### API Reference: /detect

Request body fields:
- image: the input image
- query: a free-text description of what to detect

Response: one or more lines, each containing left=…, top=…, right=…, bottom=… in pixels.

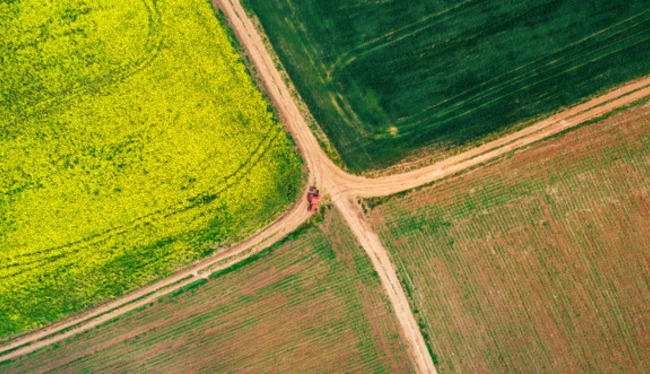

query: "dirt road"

left=211, top=1, right=650, bottom=372
left=2, top=0, right=649, bottom=370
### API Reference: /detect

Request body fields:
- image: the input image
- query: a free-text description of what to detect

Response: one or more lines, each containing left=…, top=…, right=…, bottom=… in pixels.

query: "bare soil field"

left=366, top=104, right=650, bottom=373
left=0, top=208, right=414, bottom=373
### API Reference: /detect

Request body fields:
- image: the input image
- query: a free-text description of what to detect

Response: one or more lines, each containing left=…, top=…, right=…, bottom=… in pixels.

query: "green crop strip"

left=0, top=0, right=302, bottom=338
left=241, top=0, right=650, bottom=171
left=1, top=208, right=415, bottom=372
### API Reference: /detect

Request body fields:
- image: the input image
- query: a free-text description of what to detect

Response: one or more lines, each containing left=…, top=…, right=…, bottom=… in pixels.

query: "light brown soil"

left=368, top=106, right=650, bottom=372
left=2, top=0, right=649, bottom=371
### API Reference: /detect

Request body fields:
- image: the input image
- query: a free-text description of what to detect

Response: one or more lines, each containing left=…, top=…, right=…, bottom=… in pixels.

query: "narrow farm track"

left=2, top=0, right=650, bottom=369
left=210, top=1, right=650, bottom=372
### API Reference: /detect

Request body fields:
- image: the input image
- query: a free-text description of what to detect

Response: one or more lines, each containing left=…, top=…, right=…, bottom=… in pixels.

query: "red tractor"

left=308, top=187, right=320, bottom=213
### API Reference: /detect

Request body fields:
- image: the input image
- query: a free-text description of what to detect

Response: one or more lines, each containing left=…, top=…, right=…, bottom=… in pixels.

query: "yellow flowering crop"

left=0, top=0, right=302, bottom=337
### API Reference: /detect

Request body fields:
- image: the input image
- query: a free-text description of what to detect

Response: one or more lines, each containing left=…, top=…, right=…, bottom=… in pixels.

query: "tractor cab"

left=308, top=187, right=320, bottom=213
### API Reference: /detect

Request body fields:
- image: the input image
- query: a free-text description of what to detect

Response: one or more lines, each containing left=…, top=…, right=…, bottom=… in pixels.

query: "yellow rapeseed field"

left=0, top=0, right=302, bottom=337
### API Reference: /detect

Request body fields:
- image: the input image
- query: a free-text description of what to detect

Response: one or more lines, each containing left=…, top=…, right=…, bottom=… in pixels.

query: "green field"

left=0, top=0, right=301, bottom=338
left=0, top=208, right=414, bottom=373
left=242, top=0, right=650, bottom=171
left=365, top=104, right=650, bottom=372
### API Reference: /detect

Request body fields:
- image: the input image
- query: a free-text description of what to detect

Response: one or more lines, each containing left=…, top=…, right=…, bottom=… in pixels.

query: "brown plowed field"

left=0, top=208, right=413, bottom=373
left=366, top=104, right=650, bottom=373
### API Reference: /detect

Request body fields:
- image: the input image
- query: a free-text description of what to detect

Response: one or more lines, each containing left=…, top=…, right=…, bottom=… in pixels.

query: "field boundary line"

left=348, top=77, right=650, bottom=198
left=422, top=81, right=650, bottom=174
left=334, top=196, right=438, bottom=373
left=0, top=181, right=312, bottom=362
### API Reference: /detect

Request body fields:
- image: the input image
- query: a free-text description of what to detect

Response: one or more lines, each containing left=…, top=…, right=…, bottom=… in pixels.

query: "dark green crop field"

left=242, top=0, right=650, bottom=171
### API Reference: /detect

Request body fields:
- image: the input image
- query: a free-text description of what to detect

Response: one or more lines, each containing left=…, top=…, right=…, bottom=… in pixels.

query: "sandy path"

left=346, top=78, right=650, bottom=197
left=1, top=0, right=649, bottom=370
left=0, top=186, right=312, bottom=362
left=210, top=1, right=650, bottom=372
left=335, top=196, right=438, bottom=373
left=210, top=1, right=438, bottom=371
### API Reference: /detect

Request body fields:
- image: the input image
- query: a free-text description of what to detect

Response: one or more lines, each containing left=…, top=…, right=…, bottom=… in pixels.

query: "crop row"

left=1, top=208, right=413, bottom=373
left=367, top=104, right=650, bottom=372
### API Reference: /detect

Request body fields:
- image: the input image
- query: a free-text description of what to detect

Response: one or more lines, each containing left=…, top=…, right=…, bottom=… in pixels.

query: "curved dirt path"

left=0, top=186, right=313, bottom=363
left=2, top=0, right=649, bottom=370
left=211, top=1, right=650, bottom=372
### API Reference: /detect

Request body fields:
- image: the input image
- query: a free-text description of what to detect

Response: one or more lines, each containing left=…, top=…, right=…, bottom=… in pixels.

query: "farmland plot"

left=0, top=208, right=414, bottom=373
left=365, top=104, right=650, bottom=372
left=241, top=0, right=650, bottom=171
left=0, top=0, right=301, bottom=338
